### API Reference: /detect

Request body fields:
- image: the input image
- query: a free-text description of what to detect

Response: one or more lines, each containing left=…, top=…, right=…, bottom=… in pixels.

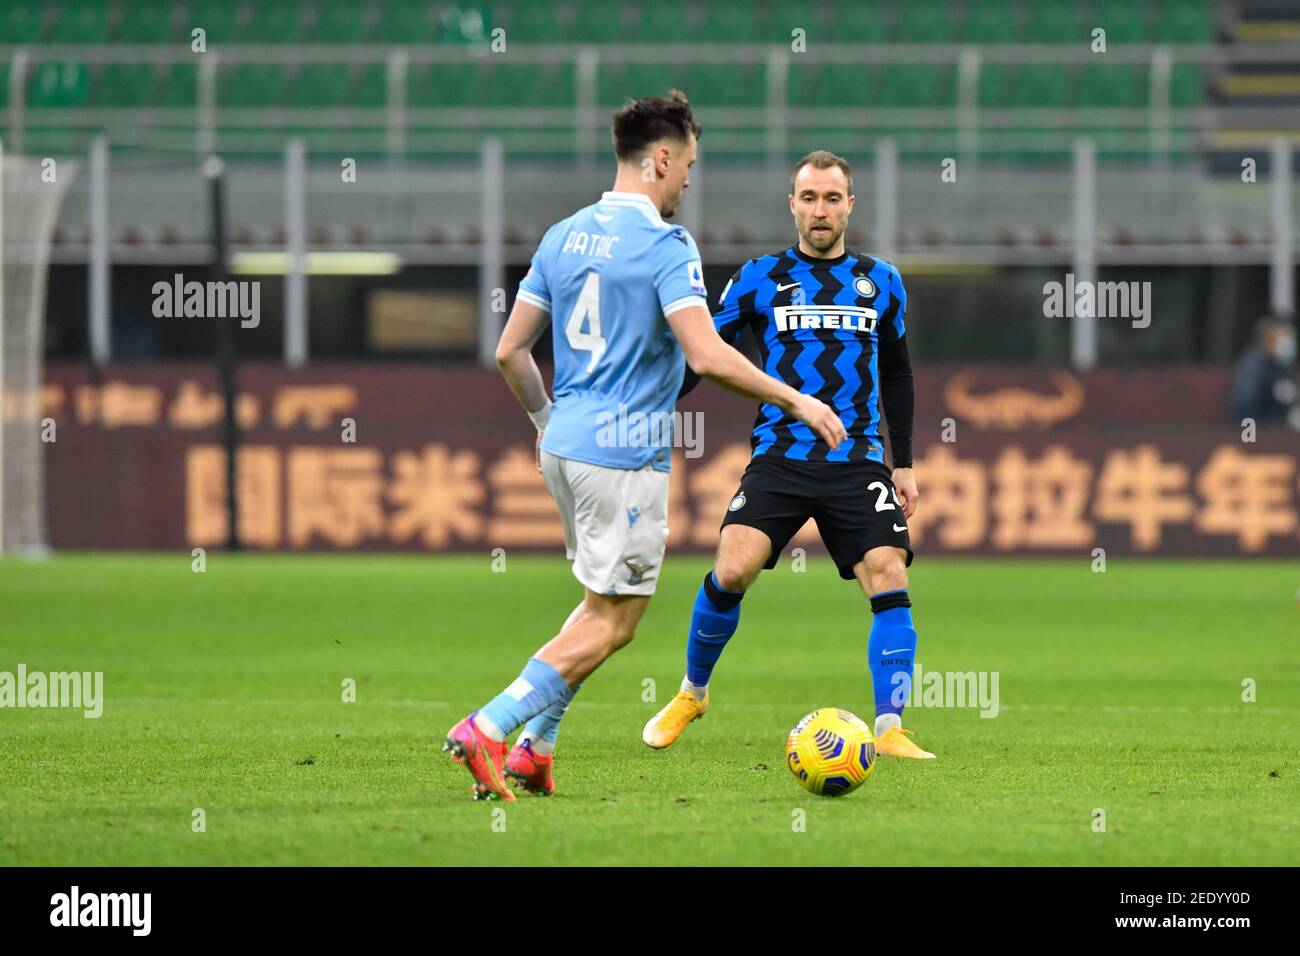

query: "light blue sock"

left=479, top=657, right=570, bottom=739
left=521, top=682, right=583, bottom=746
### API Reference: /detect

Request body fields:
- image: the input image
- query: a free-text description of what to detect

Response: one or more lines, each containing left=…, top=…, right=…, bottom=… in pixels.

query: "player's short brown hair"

left=791, top=150, right=853, bottom=196
left=611, top=90, right=701, bottom=162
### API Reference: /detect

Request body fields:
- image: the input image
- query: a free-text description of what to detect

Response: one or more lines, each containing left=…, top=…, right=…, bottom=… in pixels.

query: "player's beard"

left=661, top=187, right=683, bottom=218
left=801, top=218, right=844, bottom=253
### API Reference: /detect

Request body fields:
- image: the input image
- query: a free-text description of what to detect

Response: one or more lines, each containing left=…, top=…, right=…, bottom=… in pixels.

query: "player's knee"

left=608, top=621, right=638, bottom=652
left=713, top=559, right=759, bottom=593
left=866, top=550, right=908, bottom=594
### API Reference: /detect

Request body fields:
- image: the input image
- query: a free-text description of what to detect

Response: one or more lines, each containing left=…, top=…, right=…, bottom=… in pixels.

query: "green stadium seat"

left=1024, top=4, right=1081, bottom=43
left=811, top=64, right=874, bottom=106
left=961, top=0, right=1015, bottom=43
left=27, top=62, right=90, bottom=108
left=895, top=1, right=955, bottom=43
left=1157, top=0, right=1213, bottom=43
left=407, top=63, right=477, bottom=108
left=49, top=2, right=109, bottom=44
left=596, top=63, right=624, bottom=106
left=312, top=2, right=367, bottom=43
left=292, top=64, right=351, bottom=107
left=159, top=63, right=198, bottom=107
left=0, top=1, right=44, bottom=43
left=687, top=63, right=752, bottom=107
left=1009, top=64, right=1069, bottom=107
left=503, top=2, right=558, bottom=42
left=220, top=64, right=288, bottom=107
left=545, top=62, right=576, bottom=106
left=1078, top=63, right=1143, bottom=107
left=93, top=63, right=157, bottom=107
left=188, top=0, right=242, bottom=45
left=882, top=63, right=955, bottom=107
left=0, top=67, right=9, bottom=107
left=1170, top=63, right=1204, bottom=106
left=244, top=1, right=302, bottom=44
left=620, top=63, right=685, bottom=102
left=437, top=4, right=492, bottom=44
left=786, top=62, right=817, bottom=107
left=493, top=62, right=574, bottom=107
left=978, top=63, right=1015, bottom=106
left=357, top=63, right=387, bottom=107
left=838, top=1, right=886, bottom=42
left=632, top=0, right=691, bottom=43
left=699, top=1, right=756, bottom=42
left=770, top=1, right=819, bottom=43
left=1093, top=0, right=1149, bottom=43
left=377, top=2, right=435, bottom=43
left=568, top=1, right=625, bottom=43
left=484, top=63, right=539, bottom=106
left=788, top=63, right=874, bottom=106
left=115, top=0, right=177, bottom=43
left=405, top=63, right=435, bottom=107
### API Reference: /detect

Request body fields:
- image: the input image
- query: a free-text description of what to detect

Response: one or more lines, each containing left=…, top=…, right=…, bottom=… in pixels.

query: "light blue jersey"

left=518, top=191, right=708, bottom=473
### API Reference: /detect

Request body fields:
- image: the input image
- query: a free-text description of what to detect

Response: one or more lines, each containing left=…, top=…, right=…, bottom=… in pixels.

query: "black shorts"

left=719, top=455, right=914, bottom=580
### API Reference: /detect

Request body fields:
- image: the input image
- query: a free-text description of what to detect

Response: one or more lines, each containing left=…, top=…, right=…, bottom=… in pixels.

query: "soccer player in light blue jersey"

left=444, top=91, right=846, bottom=800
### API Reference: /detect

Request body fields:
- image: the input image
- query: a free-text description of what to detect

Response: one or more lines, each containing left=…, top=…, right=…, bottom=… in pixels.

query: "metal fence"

left=5, top=42, right=1299, bottom=371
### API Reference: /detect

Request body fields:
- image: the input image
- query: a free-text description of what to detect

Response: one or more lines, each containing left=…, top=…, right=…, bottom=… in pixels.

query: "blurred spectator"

left=1230, top=316, right=1296, bottom=426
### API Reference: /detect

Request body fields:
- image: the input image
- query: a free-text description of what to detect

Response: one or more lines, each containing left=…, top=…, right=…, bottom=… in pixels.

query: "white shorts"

left=540, top=450, right=670, bottom=596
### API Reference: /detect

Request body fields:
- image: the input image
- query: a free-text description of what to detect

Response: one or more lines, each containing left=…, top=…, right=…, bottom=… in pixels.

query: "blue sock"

left=868, top=590, right=918, bottom=720
left=521, top=682, right=583, bottom=746
left=479, top=657, right=570, bottom=739
left=685, top=571, right=745, bottom=687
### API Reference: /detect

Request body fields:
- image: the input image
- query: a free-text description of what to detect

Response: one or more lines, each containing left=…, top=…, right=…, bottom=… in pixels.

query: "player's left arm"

left=878, top=267, right=917, bottom=518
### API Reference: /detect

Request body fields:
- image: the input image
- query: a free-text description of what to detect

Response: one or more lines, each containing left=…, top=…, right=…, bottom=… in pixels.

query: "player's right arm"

left=653, top=233, right=845, bottom=449
left=495, top=296, right=551, bottom=417
left=497, top=240, right=559, bottom=469
left=667, top=303, right=847, bottom=450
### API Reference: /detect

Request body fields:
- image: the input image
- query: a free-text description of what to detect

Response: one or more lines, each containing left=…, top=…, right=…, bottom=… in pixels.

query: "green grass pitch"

left=1, top=553, right=1297, bottom=866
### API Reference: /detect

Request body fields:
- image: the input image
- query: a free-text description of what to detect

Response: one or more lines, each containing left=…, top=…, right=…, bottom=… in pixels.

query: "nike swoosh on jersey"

left=775, top=281, right=800, bottom=291
left=893, top=524, right=907, bottom=532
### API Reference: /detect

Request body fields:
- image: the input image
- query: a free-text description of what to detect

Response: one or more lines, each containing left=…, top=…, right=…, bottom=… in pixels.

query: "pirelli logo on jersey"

left=772, top=304, right=879, bottom=334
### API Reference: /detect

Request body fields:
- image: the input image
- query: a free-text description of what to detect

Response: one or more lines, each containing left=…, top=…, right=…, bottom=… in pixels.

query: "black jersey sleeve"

left=876, top=267, right=913, bottom=468
left=678, top=261, right=754, bottom=399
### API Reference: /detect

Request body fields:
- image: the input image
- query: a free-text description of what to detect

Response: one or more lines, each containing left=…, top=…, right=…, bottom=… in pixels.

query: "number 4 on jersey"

left=564, top=272, right=607, bottom=373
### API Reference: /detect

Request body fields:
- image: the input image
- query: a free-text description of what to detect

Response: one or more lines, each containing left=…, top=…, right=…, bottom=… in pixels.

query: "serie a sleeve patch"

left=686, top=259, right=707, bottom=296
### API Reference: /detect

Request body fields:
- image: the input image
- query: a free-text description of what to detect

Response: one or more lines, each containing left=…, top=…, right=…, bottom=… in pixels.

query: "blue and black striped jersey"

left=687, top=245, right=912, bottom=466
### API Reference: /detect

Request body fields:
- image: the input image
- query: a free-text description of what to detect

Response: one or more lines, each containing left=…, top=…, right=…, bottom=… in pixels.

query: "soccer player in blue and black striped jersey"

left=643, top=150, right=935, bottom=760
